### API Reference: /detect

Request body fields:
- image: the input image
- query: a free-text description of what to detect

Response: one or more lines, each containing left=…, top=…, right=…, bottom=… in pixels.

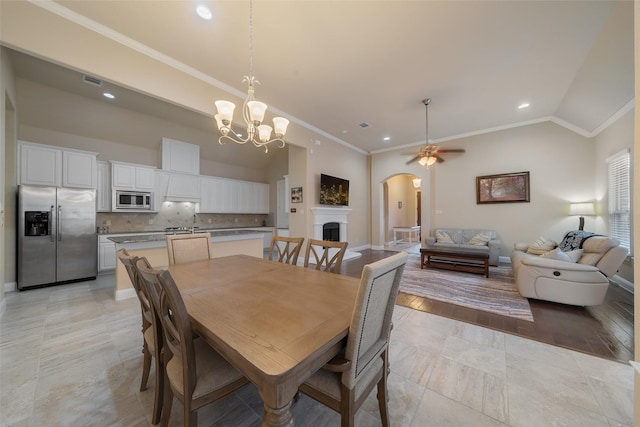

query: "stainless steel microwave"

left=113, top=190, right=153, bottom=210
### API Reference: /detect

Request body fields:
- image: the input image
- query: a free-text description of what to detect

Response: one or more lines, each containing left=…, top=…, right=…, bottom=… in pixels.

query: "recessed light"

left=518, top=102, right=530, bottom=109
left=383, top=137, right=391, bottom=141
left=103, top=92, right=115, bottom=99
left=196, top=5, right=212, bottom=20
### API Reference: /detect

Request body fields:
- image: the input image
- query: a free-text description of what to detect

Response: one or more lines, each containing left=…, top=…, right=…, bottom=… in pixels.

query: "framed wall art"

left=476, top=171, right=530, bottom=204
left=291, top=187, right=303, bottom=203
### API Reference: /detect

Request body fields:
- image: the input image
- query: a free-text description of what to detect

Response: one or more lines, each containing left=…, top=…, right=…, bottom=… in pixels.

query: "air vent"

left=82, top=75, right=103, bottom=87
left=359, top=122, right=371, bottom=128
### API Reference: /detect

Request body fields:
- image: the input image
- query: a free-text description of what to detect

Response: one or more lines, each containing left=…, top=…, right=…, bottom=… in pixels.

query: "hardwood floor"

left=341, top=249, right=635, bottom=363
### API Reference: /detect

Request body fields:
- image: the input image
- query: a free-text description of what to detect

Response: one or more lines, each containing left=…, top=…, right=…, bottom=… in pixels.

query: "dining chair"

left=136, top=257, right=249, bottom=427
left=116, top=249, right=163, bottom=425
left=298, top=251, right=408, bottom=427
left=269, top=235, right=304, bottom=265
left=303, top=239, right=349, bottom=274
left=166, top=232, right=212, bottom=265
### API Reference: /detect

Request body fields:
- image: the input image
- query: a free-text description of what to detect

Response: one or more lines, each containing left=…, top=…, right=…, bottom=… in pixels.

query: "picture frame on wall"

left=291, top=187, right=303, bottom=203
left=476, top=171, right=530, bottom=204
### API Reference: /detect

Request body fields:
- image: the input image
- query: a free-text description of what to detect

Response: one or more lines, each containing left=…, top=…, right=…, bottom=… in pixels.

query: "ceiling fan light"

left=426, top=156, right=438, bottom=166
left=418, top=157, right=428, bottom=166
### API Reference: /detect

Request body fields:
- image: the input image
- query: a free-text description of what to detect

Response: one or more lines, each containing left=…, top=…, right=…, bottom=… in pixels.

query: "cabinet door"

left=199, top=176, right=217, bottom=212
left=112, top=163, right=135, bottom=189
left=98, top=241, right=116, bottom=271
left=19, top=143, right=62, bottom=186
left=257, top=183, right=270, bottom=214
left=63, top=151, right=96, bottom=189
left=135, top=167, right=155, bottom=190
left=96, top=161, right=111, bottom=212
left=161, top=138, right=200, bottom=175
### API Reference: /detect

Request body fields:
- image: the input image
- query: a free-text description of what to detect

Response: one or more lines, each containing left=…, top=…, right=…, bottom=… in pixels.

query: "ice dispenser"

left=25, top=211, right=50, bottom=236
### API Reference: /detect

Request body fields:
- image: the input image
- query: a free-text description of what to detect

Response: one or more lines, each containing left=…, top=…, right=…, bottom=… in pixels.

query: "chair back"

left=137, top=258, right=198, bottom=397
left=116, top=249, right=153, bottom=328
left=303, top=239, right=348, bottom=274
left=269, top=235, right=304, bottom=265
left=342, top=251, right=407, bottom=388
left=166, top=232, right=212, bottom=265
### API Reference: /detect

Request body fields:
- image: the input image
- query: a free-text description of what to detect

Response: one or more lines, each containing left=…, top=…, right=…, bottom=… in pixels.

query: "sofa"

left=423, top=228, right=501, bottom=266
left=511, top=231, right=627, bottom=306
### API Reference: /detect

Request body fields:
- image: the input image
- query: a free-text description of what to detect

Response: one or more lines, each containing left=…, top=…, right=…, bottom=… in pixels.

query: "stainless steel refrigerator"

left=18, top=185, right=97, bottom=290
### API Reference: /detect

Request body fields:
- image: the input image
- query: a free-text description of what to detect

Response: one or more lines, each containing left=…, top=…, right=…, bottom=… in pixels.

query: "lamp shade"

left=412, top=178, right=422, bottom=188
left=568, top=203, right=595, bottom=216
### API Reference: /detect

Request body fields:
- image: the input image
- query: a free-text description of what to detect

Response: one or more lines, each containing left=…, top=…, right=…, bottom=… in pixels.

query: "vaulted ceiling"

left=3, top=1, right=635, bottom=155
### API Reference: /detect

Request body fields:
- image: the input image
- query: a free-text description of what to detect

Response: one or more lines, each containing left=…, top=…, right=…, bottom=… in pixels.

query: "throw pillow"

left=565, top=249, right=584, bottom=263
left=539, top=247, right=572, bottom=262
left=526, top=236, right=557, bottom=255
left=435, top=230, right=454, bottom=244
left=468, top=233, right=491, bottom=246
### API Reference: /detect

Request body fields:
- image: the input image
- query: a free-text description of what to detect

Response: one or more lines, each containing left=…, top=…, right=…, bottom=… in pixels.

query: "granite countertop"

left=108, top=229, right=264, bottom=244
left=101, top=226, right=274, bottom=237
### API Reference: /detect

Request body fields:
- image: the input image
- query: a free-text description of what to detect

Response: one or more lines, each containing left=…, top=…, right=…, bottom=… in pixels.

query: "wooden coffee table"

left=420, top=247, right=490, bottom=277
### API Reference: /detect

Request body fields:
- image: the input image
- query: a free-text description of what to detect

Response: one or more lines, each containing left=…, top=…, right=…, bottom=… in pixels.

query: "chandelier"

left=214, top=0, right=289, bottom=153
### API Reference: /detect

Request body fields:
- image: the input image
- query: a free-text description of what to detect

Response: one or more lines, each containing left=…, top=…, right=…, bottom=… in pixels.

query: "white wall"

left=372, top=121, right=598, bottom=256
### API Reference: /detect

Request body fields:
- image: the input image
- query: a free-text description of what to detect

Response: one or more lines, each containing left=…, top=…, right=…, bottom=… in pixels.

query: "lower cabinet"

left=98, top=235, right=117, bottom=272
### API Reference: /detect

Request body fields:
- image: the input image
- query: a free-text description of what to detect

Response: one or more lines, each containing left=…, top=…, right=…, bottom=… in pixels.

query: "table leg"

left=262, top=401, right=294, bottom=427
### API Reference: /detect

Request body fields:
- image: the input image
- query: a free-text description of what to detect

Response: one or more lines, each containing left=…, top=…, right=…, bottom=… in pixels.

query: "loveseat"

left=423, top=228, right=501, bottom=266
left=511, top=231, right=627, bottom=306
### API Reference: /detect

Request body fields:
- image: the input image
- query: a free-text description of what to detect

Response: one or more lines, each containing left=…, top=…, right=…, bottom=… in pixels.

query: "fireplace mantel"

left=311, top=207, right=352, bottom=241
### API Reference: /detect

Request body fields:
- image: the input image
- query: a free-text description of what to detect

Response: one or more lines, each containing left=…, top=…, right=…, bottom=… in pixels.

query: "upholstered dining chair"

left=303, top=239, right=349, bottom=274
left=166, top=232, right=212, bottom=265
left=298, top=251, right=408, bottom=427
left=269, top=235, right=304, bottom=265
left=136, top=258, right=249, bottom=427
left=116, top=249, right=163, bottom=425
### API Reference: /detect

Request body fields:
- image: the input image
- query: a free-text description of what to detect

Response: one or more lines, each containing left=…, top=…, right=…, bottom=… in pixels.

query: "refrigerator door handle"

left=50, top=205, right=55, bottom=242
left=57, top=205, right=62, bottom=242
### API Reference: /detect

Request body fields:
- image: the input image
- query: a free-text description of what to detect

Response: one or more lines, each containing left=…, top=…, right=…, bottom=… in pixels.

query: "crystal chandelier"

left=214, top=0, right=289, bottom=153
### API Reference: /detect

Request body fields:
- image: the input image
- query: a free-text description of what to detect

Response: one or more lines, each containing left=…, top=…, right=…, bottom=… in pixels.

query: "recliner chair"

left=511, top=233, right=627, bottom=306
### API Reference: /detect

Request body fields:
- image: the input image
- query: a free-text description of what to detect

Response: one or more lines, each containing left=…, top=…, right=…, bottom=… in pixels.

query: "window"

left=607, top=150, right=631, bottom=253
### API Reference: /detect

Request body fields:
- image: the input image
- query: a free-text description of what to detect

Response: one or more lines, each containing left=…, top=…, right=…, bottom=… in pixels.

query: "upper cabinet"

left=161, top=137, right=200, bottom=175
left=200, top=176, right=269, bottom=214
left=96, top=161, right=111, bottom=212
left=111, top=161, right=155, bottom=191
left=18, top=141, right=97, bottom=189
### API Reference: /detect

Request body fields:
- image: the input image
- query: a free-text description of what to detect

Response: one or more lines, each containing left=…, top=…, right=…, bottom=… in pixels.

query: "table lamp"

left=568, top=202, right=595, bottom=231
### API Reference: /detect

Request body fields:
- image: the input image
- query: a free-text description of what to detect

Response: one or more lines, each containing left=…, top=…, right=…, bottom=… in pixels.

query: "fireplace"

left=323, top=222, right=340, bottom=241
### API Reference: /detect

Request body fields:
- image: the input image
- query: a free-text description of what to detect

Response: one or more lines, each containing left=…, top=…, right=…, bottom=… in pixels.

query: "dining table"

left=167, top=254, right=361, bottom=427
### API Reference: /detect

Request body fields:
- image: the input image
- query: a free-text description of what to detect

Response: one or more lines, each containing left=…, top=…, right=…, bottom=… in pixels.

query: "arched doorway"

left=382, top=173, right=422, bottom=247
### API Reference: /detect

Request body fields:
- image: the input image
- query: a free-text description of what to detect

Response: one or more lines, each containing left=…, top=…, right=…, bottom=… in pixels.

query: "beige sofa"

left=511, top=233, right=627, bottom=306
left=423, top=228, right=501, bottom=266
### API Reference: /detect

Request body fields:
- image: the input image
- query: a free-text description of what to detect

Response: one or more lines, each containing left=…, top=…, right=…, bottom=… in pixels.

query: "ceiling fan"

left=405, top=99, right=465, bottom=166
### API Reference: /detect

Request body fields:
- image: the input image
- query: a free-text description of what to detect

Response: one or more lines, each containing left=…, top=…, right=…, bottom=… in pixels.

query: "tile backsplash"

left=97, top=202, right=270, bottom=233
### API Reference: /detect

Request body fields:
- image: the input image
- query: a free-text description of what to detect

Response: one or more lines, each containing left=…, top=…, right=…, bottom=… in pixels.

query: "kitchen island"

left=110, top=230, right=264, bottom=300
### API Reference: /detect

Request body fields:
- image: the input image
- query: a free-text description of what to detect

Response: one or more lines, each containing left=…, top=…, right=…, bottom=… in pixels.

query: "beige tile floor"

left=0, top=273, right=634, bottom=426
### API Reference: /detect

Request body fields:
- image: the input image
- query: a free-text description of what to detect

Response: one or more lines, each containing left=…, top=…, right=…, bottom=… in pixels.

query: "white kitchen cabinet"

left=96, top=161, right=111, bottom=212
left=111, top=161, right=155, bottom=191
left=18, top=141, right=97, bottom=189
left=199, top=177, right=269, bottom=214
left=161, top=137, right=200, bottom=175
left=98, top=237, right=117, bottom=272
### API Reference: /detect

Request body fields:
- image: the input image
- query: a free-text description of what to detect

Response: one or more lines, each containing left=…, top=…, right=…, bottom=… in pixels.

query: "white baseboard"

left=0, top=298, right=5, bottom=320
left=371, top=245, right=385, bottom=250
left=115, top=288, right=136, bottom=301
left=4, top=282, right=17, bottom=293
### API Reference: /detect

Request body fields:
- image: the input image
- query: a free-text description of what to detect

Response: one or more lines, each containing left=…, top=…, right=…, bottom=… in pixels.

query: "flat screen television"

left=319, top=174, right=349, bottom=206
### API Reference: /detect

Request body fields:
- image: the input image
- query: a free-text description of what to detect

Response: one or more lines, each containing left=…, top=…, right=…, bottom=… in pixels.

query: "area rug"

left=400, top=254, right=534, bottom=322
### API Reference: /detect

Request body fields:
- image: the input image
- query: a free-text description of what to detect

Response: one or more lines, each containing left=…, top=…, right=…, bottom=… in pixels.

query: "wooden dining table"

left=167, top=254, right=361, bottom=427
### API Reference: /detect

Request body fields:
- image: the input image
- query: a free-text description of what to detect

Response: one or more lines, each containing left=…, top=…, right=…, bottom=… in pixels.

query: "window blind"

left=607, top=150, right=631, bottom=253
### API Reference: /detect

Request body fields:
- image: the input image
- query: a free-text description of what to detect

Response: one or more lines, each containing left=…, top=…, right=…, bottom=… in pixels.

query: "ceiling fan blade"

left=437, top=148, right=466, bottom=153
left=406, top=155, right=421, bottom=165
left=435, top=155, right=445, bottom=163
